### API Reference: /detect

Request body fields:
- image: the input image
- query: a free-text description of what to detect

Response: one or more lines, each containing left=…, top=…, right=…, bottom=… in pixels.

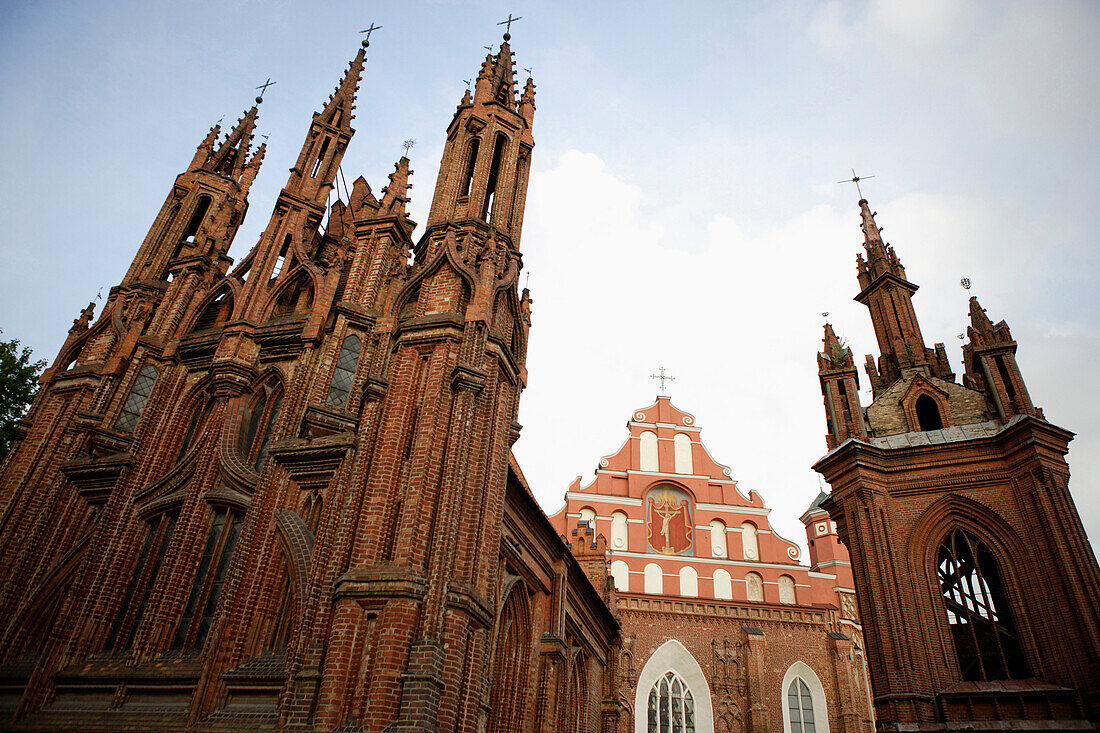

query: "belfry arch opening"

left=916, top=394, right=943, bottom=431
left=482, top=133, right=508, bottom=222
left=459, top=138, right=479, bottom=198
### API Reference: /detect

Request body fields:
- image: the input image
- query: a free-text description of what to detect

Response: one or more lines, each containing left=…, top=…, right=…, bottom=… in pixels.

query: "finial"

left=960, top=277, right=972, bottom=292
left=497, top=12, right=523, bottom=40
left=463, top=78, right=472, bottom=88
left=484, top=45, right=493, bottom=52
left=838, top=168, right=875, bottom=199
left=822, top=311, right=829, bottom=320
left=360, top=22, right=382, bottom=48
left=524, top=66, right=533, bottom=76
left=255, top=78, right=276, bottom=104
left=402, top=139, right=416, bottom=156
left=650, top=366, right=675, bottom=393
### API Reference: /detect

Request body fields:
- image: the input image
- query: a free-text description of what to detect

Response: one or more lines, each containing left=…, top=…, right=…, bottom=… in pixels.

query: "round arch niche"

left=634, top=639, right=714, bottom=733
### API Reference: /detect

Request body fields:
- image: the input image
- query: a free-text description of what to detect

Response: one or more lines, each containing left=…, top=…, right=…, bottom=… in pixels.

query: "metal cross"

left=402, top=139, right=416, bottom=155
left=255, top=78, right=277, bottom=99
left=360, top=23, right=382, bottom=42
left=838, top=168, right=875, bottom=199
left=650, top=367, right=675, bottom=392
left=497, top=13, right=523, bottom=34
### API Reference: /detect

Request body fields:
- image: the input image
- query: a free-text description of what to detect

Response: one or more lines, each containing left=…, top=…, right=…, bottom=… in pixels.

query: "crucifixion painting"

left=647, top=487, right=693, bottom=555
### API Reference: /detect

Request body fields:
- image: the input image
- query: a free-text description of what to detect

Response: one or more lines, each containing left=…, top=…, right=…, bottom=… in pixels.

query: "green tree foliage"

left=0, top=332, right=46, bottom=462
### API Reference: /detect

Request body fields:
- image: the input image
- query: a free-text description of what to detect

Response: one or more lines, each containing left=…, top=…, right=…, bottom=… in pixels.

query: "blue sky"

left=2, top=1, right=1098, bottom=554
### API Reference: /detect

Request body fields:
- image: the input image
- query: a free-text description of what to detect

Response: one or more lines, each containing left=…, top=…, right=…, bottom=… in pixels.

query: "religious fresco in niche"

left=647, top=486, right=694, bottom=555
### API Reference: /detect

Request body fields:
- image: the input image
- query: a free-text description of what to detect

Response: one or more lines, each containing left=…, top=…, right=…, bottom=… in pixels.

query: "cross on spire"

left=838, top=168, right=875, bottom=199
left=360, top=23, right=382, bottom=44
left=650, top=367, right=675, bottom=393
left=254, top=78, right=276, bottom=104
left=497, top=13, right=523, bottom=38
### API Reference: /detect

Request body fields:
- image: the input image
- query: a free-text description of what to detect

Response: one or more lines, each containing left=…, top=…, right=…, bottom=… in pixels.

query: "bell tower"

left=814, top=197, right=1100, bottom=731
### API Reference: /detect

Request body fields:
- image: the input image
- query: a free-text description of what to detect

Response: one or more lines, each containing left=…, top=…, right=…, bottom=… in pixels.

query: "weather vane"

left=255, top=78, right=276, bottom=103
left=838, top=168, right=875, bottom=199
left=359, top=23, right=382, bottom=46
left=960, top=277, right=972, bottom=292
left=463, top=78, right=472, bottom=89
left=524, top=66, right=533, bottom=76
left=822, top=311, right=829, bottom=319
left=402, top=139, right=416, bottom=155
left=650, top=367, right=675, bottom=393
left=497, top=13, right=523, bottom=39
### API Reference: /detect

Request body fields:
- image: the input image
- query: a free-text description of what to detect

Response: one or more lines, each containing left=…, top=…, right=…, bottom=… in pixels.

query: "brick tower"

left=0, top=31, right=622, bottom=732
left=813, top=198, right=1100, bottom=731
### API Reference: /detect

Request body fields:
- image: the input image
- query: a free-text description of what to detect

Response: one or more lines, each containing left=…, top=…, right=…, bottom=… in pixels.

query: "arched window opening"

left=709, top=519, right=727, bottom=558
left=610, top=511, right=629, bottom=550
left=916, top=394, right=944, bottom=431
left=114, top=364, right=158, bottom=433
left=310, top=136, right=331, bottom=178
left=191, top=289, right=233, bottom=333
left=565, top=652, right=589, bottom=733
left=481, top=134, right=508, bottom=222
left=673, top=433, right=693, bottom=474
left=489, top=585, right=531, bottom=730
left=787, top=678, right=817, bottom=733
left=647, top=671, right=696, bottom=733
left=578, top=507, right=596, bottom=527
left=175, top=401, right=207, bottom=463
left=779, top=574, right=797, bottom=604
left=172, top=506, right=244, bottom=651
left=741, top=521, right=759, bottom=561
left=398, top=282, right=420, bottom=322
left=107, top=511, right=178, bottom=652
left=713, top=569, right=733, bottom=600
left=459, top=138, right=479, bottom=198
left=639, top=431, right=659, bottom=472
left=263, top=560, right=294, bottom=655
left=272, top=234, right=292, bottom=280
left=995, top=355, right=1018, bottom=406
left=745, top=571, right=764, bottom=602
left=326, top=335, right=362, bottom=409
left=272, top=274, right=313, bottom=317
left=241, top=387, right=283, bottom=473
left=611, top=560, right=629, bottom=591
left=644, top=563, right=663, bottom=594
left=938, top=528, right=1027, bottom=680
left=180, top=196, right=212, bottom=248
left=679, top=566, right=698, bottom=597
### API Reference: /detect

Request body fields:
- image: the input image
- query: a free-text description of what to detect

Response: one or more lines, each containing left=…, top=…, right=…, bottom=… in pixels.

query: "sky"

left=1, top=1, right=1098, bottom=558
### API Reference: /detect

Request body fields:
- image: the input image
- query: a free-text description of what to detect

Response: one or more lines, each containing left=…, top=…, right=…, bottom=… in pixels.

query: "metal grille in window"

left=647, top=671, right=695, bottom=733
left=114, top=365, right=158, bottom=433
left=788, top=678, right=816, bottom=733
left=937, top=528, right=1027, bottom=680
left=326, top=335, right=361, bottom=408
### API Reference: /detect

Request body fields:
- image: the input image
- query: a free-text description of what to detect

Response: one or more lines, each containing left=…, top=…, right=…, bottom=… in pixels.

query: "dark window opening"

left=272, top=234, right=292, bottom=280
left=272, top=275, right=314, bottom=317
left=263, top=566, right=294, bottom=654
left=938, top=528, right=1027, bottom=680
left=176, top=403, right=206, bottom=463
left=311, top=137, right=331, bottom=178
left=994, top=356, right=1018, bottom=406
left=191, top=290, right=233, bottom=333
left=330, top=108, right=343, bottom=127
left=915, top=394, right=944, bottom=431
left=114, top=364, right=158, bottom=433
left=481, top=134, right=508, bottom=221
left=180, top=196, right=213, bottom=247
left=326, top=335, right=362, bottom=408
left=398, top=283, right=420, bottom=321
left=172, top=507, right=243, bottom=651
left=241, top=387, right=283, bottom=473
left=459, top=138, right=480, bottom=198
left=838, top=380, right=852, bottom=422
left=108, top=511, right=178, bottom=652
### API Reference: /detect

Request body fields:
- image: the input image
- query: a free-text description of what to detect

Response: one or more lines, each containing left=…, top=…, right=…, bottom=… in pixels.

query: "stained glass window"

left=647, top=671, right=695, bottom=733
left=114, top=364, right=158, bottom=433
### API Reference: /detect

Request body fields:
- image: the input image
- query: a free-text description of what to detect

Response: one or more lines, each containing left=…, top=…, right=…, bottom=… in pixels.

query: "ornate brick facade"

left=550, top=397, right=876, bottom=733
left=0, top=36, right=619, bottom=732
left=813, top=200, right=1100, bottom=730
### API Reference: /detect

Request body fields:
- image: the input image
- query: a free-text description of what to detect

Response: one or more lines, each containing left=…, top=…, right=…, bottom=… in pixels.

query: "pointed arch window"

left=459, top=138, right=480, bottom=198
left=241, top=385, right=283, bottom=473
left=107, top=510, right=178, bottom=652
left=916, top=394, right=944, bottom=431
left=115, top=364, right=158, bottom=433
left=172, top=506, right=244, bottom=651
left=180, top=195, right=212, bottom=247
left=326, top=335, right=362, bottom=408
left=787, top=678, right=816, bottom=733
left=175, top=400, right=207, bottom=463
left=489, top=583, right=532, bottom=730
left=310, top=136, right=331, bottom=178
left=937, top=528, right=1027, bottom=680
left=647, top=671, right=696, bottom=733
left=482, top=133, right=508, bottom=222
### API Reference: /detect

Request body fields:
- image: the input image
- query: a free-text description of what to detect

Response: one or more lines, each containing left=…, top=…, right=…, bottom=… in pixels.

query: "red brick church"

left=0, top=27, right=1097, bottom=733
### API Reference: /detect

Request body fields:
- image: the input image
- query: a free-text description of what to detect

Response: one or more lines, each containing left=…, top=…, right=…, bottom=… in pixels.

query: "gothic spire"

left=318, top=44, right=366, bottom=129
left=206, top=103, right=260, bottom=179
left=379, top=156, right=412, bottom=216
left=474, top=40, right=518, bottom=110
